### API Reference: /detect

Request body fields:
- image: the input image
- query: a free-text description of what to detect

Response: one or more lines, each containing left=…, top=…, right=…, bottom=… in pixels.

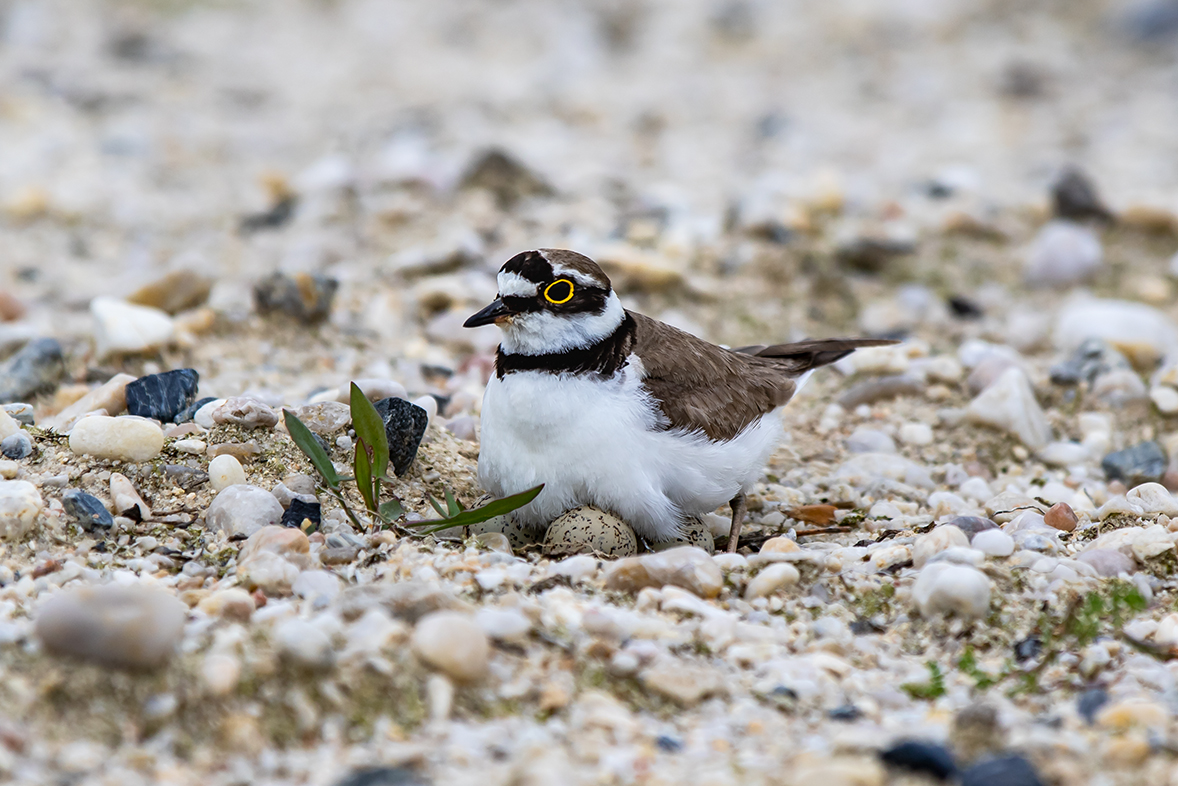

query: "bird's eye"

left=543, top=279, right=575, bottom=304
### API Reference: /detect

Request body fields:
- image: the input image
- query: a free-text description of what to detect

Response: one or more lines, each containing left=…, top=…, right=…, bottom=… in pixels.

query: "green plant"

left=284, top=382, right=542, bottom=534
left=901, top=662, right=946, bottom=700
left=957, top=646, right=1002, bottom=691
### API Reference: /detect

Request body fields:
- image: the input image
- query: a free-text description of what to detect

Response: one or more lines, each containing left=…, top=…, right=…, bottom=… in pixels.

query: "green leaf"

left=350, top=382, right=389, bottom=484
left=354, top=439, right=374, bottom=512
left=444, top=488, right=462, bottom=517
left=428, top=495, right=448, bottom=518
left=416, top=484, right=544, bottom=534
left=284, top=410, right=340, bottom=489
left=378, top=499, right=404, bottom=523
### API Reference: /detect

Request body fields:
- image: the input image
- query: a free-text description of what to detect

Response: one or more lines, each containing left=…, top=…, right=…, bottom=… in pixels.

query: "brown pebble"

left=785, top=504, right=837, bottom=526
left=1162, top=468, right=1178, bottom=493
left=1108, top=480, right=1128, bottom=496
left=320, top=546, right=360, bottom=565
left=0, top=291, right=27, bottom=322
left=251, top=589, right=268, bottom=608
left=32, top=559, right=62, bottom=578
left=207, top=442, right=262, bottom=461
left=1044, top=502, right=1078, bottom=532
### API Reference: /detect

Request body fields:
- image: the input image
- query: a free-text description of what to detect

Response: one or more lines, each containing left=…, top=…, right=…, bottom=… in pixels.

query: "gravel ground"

left=6, top=1, right=1178, bottom=784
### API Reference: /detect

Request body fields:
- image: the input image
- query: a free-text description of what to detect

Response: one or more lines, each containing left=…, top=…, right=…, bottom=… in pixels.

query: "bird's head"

left=464, top=249, right=625, bottom=355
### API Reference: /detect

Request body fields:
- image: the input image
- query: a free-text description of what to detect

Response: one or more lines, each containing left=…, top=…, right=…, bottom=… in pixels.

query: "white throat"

left=499, top=291, right=625, bottom=356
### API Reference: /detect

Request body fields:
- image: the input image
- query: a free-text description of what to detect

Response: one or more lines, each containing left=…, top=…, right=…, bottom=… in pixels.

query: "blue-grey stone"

left=373, top=397, right=428, bottom=477
left=1, top=431, right=32, bottom=459
left=62, top=490, right=114, bottom=531
left=1102, top=441, right=1167, bottom=486
left=961, top=754, right=1043, bottom=786
left=174, top=397, right=216, bottom=424
left=880, top=739, right=957, bottom=781
left=1078, top=687, right=1109, bottom=725
left=332, top=767, right=427, bottom=786
left=2, top=403, right=34, bottom=426
left=0, top=338, right=65, bottom=403
left=282, top=498, right=321, bottom=531
left=164, top=465, right=208, bottom=491
left=125, top=369, right=200, bottom=422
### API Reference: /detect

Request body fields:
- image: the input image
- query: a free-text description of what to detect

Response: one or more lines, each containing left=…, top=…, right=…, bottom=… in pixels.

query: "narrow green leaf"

left=284, top=410, right=340, bottom=489
left=378, top=499, right=404, bottom=523
left=350, top=382, right=389, bottom=484
left=428, top=495, right=448, bottom=517
left=444, top=488, right=461, bottom=517
left=354, top=439, right=375, bottom=512
left=416, top=484, right=544, bottom=534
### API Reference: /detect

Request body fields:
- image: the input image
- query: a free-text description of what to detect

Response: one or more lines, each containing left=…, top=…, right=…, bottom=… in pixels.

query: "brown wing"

left=631, top=312, right=897, bottom=441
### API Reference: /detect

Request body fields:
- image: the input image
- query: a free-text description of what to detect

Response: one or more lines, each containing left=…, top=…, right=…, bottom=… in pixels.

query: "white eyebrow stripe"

left=498, top=271, right=538, bottom=297
left=549, top=265, right=600, bottom=288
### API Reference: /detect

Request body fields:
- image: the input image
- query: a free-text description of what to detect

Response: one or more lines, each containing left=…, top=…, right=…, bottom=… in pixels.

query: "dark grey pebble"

left=960, top=754, right=1044, bottom=786
left=281, top=498, right=321, bottom=530
left=655, top=735, right=683, bottom=752
left=1, top=431, right=32, bottom=459
left=1049, top=339, right=1129, bottom=388
left=947, top=516, right=999, bottom=538
left=1077, top=687, right=1109, bottom=725
left=836, top=236, right=916, bottom=273
left=332, top=766, right=428, bottom=786
left=1052, top=167, right=1113, bottom=222
left=0, top=337, right=65, bottom=403
left=2, top=403, right=34, bottom=426
left=1102, top=441, right=1167, bottom=486
left=1014, top=635, right=1042, bottom=662
left=828, top=704, right=862, bottom=722
left=62, top=490, right=114, bottom=531
left=174, top=397, right=216, bottom=424
left=879, top=739, right=957, bottom=781
left=458, top=148, right=554, bottom=210
left=837, top=375, right=925, bottom=409
left=254, top=272, right=338, bottom=322
left=164, top=465, right=209, bottom=491
left=373, top=397, right=429, bottom=476
left=125, top=369, right=200, bottom=423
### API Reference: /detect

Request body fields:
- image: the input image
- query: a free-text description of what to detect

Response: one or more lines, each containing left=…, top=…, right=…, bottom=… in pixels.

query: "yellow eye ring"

left=543, top=279, right=575, bottom=304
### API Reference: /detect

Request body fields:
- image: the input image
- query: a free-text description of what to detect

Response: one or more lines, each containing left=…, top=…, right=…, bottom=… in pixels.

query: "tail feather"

left=734, top=338, right=899, bottom=376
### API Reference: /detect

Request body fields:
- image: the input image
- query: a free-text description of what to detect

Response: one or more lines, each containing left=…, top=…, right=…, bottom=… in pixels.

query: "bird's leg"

left=726, top=492, right=747, bottom=553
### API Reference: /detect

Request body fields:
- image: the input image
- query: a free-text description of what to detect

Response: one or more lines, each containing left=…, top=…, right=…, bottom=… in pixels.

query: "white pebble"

left=90, top=296, right=175, bottom=358
left=899, top=422, right=934, bottom=446
left=0, top=479, right=43, bottom=539
left=274, top=618, right=333, bottom=668
left=411, top=611, right=489, bottom=682
left=208, top=454, right=246, bottom=492
left=173, top=438, right=206, bottom=455
left=972, top=529, right=1014, bottom=557
left=475, top=607, right=532, bottom=641
left=411, top=395, right=438, bottom=424
left=912, top=562, right=992, bottom=619
left=744, top=563, right=800, bottom=599
left=1024, top=220, right=1102, bottom=287
left=966, top=367, right=1051, bottom=449
left=1151, top=385, right=1178, bottom=415
left=193, top=398, right=226, bottom=429
left=68, top=416, right=164, bottom=462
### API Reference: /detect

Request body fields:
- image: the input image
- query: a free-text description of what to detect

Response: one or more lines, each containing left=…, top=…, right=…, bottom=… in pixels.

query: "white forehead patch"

left=498, top=271, right=539, bottom=297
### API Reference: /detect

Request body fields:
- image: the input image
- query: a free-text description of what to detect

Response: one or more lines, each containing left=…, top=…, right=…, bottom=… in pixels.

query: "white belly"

left=477, top=363, right=783, bottom=541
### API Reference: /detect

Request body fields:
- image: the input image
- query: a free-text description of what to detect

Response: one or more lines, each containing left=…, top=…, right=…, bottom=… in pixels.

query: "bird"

left=463, top=248, right=897, bottom=552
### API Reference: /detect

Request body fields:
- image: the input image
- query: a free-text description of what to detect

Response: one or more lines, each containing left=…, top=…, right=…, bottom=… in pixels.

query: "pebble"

left=48, top=373, right=138, bottom=432
left=1049, top=338, right=1131, bottom=388
left=292, top=401, right=351, bottom=434
left=212, top=397, right=280, bottom=429
left=209, top=454, right=247, bottom=492
left=34, top=583, right=187, bottom=670
left=110, top=473, right=150, bottom=519
left=62, top=490, right=114, bottom=531
left=640, top=662, right=725, bottom=705
left=1054, top=297, right=1178, bottom=363
left=913, top=525, right=969, bottom=567
left=837, top=375, right=925, bottom=408
left=468, top=514, right=541, bottom=550
left=1053, top=167, right=1113, bottom=221
left=197, top=588, right=255, bottom=621
left=543, top=506, right=638, bottom=557
left=1043, top=502, right=1078, bottom=532
left=207, top=442, right=262, bottom=461
left=373, top=396, right=429, bottom=475
left=292, top=569, right=341, bottom=607
left=3, top=403, right=34, bottom=426
left=1, top=431, right=33, bottom=459
left=411, top=611, right=490, bottom=682
left=281, top=498, right=321, bottom=530
left=475, top=607, right=532, bottom=641
left=912, top=562, right=992, bottom=619
left=91, top=296, right=175, bottom=358
left=254, top=272, right=338, bottom=322
left=1078, top=687, right=1110, bottom=725
left=459, top=148, right=553, bottom=208
left=1024, top=220, right=1102, bottom=287
left=879, top=740, right=958, bottom=781
left=165, top=464, right=209, bottom=491
left=1127, top=481, right=1178, bottom=514
left=604, top=546, right=723, bottom=598
left=175, top=396, right=216, bottom=424
left=960, top=754, right=1044, bottom=786
left=971, top=529, right=1014, bottom=557
left=274, top=617, right=333, bottom=668
left=744, top=563, right=801, bottom=599
left=206, top=485, right=284, bottom=539
left=0, top=337, right=65, bottom=402
left=899, top=422, right=934, bottom=446
left=69, top=416, right=164, bottom=462
left=949, top=516, right=999, bottom=537
left=966, top=368, right=1051, bottom=449
left=0, top=407, right=18, bottom=441
left=173, top=438, right=206, bottom=455
left=847, top=428, right=896, bottom=453
left=1151, top=384, right=1178, bottom=414
left=124, top=369, right=200, bottom=422
left=127, top=270, right=213, bottom=314
left=1102, top=441, right=1167, bottom=486
left=0, top=479, right=43, bottom=539
left=334, top=768, right=428, bottom=786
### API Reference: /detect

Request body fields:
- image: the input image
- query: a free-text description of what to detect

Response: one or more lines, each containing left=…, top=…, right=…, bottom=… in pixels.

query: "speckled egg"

left=466, top=513, right=540, bottom=550
left=542, top=506, right=638, bottom=558
left=648, top=516, right=715, bottom=554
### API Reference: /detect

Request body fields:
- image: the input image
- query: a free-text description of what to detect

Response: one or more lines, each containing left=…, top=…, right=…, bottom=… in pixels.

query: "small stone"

left=639, top=662, right=725, bottom=705
left=34, top=584, right=186, bottom=670
left=91, top=296, right=175, bottom=358
left=207, top=442, right=262, bottom=461
left=62, top=490, right=113, bottom=531
left=3, top=403, right=35, bottom=426
left=458, top=148, right=553, bottom=209
left=206, top=485, right=284, bottom=539
left=604, top=546, right=724, bottom=598
left=1049, top=338, right=1132, bottom=388
left=274, top=618, right=333, bottom=668
left=1025, top=220, right=1102, bottom=287
left=971, top=529, right=1014, bottom=558
left=793, top=759, right=885, bottom=786
left=127, top=270, right=213, bottom=315
left=411, top=611, right=490, bottom=682
left=1, top=431, right=32, bottom=460
left=879, top=740, right=958, bottom=781
left=0, top=337, right=65, bottom=402
left=0, top=290, right=26, bottom=321
left=0, top=408, right=17, bottom=441
left=175, top=396, right=216, bottom=424
left=543, top=506, right=638, bottom=557
left=760, top=536, right=799, bottom=554
left=468, top=513, right=540, bottom=550
left=197, top=588, right=255, bottom=622
left=69, top=416, right=164, bottom=462
left=173, top=438, right=206, bottom=455
left=1078, top=687, right=1109, bottom=725
left=201, top=652, right=242, bottom=695
left=966, top=368, right=1051, bottom=449
left=373, top=397, right=429, bottom=476
left=208, top=454, right=247, bottom=492
left=951, top=702, right=1005, bottom=765
left=254, top=272, right=338, bottom=322
left=212, top=397, right=279, bottom=429
left=281, top=498, right=321, bottom=530
left=1102, top=441, right=1167, bottom=486
left=847, top=428, right=896, bottom=453
left=110, top=472, right=150, bottom=519
left=950, top=516, right=999, bottom=538
left=960, top=754, right=1044, bottom=786
left=292, top=401, right=351, bottom=434
left=899, top=422, right=934, bottom=446
left=239, top=525, right=311, bottom=564
left=837, top=375, right=925, bottom=408
left=1096, top=698, right=1169, bottom=730
left=332, top=768, right=428, bottom=786
left=48, top=373, right=138, bottom=432
left=1054, top=297, right=1178, bottom=363
left=475, top=607, right=532, bottom=641
left=124, top=369, right=200, bottom=423
left=0, top=479, right=42, bottom=539
left=165, top=464, right=208, bottom=491
left=292, top=570, right=341, bottom=606
left=912, top=563, right=992, bottom=619
left=1152, top=385, right=1178, bottom=414
left=744, top=563, right=801, bottom=599
left=913, top=525, right=970, bottom=568
left=1043, top=502, right=1078, bottom=532
left=1052, top=167, right=1113, bottom=222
